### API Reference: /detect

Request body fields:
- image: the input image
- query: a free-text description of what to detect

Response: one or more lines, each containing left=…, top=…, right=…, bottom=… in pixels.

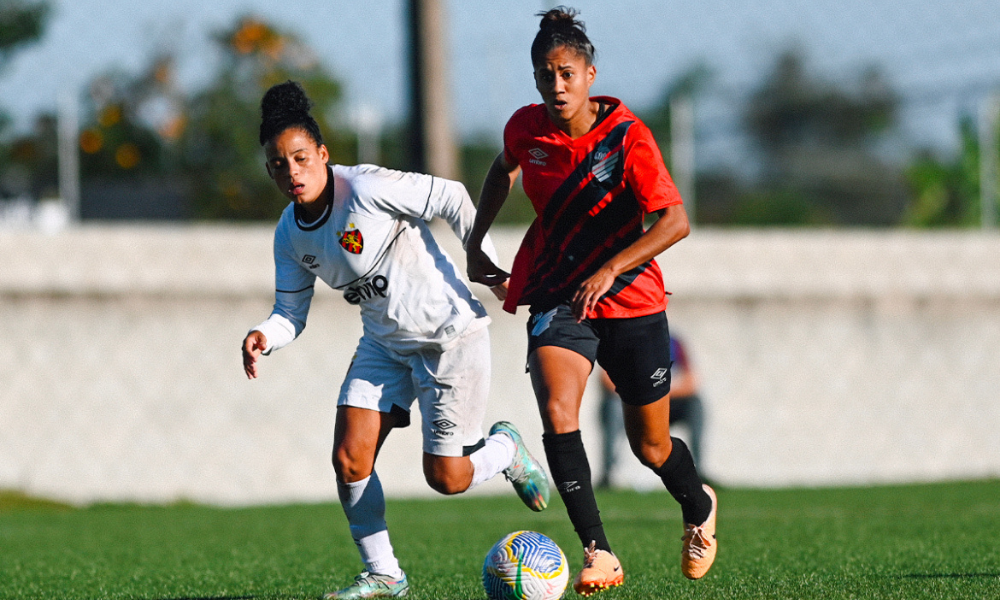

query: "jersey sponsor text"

left=344, top=275, right=389, bottom=304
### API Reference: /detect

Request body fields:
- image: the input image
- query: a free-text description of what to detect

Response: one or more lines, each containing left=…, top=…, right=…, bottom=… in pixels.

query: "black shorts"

left=526, top=304, right=673, bottom=406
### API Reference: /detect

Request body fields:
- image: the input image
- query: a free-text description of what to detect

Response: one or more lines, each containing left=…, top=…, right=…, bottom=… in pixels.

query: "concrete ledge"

left=3, top=225, right=999, bottom=504
left=3, top=225, right=998, bottom=301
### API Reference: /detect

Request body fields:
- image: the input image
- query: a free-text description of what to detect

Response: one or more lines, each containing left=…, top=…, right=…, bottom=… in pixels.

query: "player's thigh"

left=338, top=335, right=417, bottom=422
left=412, top=327, right=492, bottom=458
left=596, top=311, right=673, bottom=406
left=525, top=304, right=598, bottom=432
left=333, top=405, right=402, bottom=481
left=528, top=345, right=591, bottom=433
left=335, top=336, right=416, bottom=479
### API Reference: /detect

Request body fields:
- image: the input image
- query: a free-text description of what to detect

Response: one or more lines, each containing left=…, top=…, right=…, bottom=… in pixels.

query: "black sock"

left=655, top=437, right=711, bottom=525
left=542, top=430, right=611, bottom=552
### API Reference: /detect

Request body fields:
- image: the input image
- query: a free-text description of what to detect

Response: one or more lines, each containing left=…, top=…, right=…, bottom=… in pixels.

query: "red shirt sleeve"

left=502, top=106, right=532, bottom=167
left=624, top=122, right=683, bottom=214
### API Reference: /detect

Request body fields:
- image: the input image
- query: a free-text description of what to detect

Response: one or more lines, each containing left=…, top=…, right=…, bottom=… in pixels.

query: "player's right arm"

left=242, top=223, right=316, bottom=379
left=466, top=151, right=520, bottom=288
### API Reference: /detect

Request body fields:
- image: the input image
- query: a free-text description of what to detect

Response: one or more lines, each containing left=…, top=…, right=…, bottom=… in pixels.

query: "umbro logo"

left=557, top=480, right=581, bottom=493
left=302, top=254, right=320, bottom=269
left=651, top=367, right=669, bottom=387
left=432, top=418, right=456, bottom=437
left=528, top=147, right=548, bottom=166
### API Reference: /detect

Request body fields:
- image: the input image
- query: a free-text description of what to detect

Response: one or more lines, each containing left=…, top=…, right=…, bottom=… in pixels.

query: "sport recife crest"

left=339, top=229, right=364, bottom=254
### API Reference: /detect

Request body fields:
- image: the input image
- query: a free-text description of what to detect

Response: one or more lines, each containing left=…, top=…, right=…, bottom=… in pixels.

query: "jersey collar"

left=546, top=96, right=623, bottom=146
left=293, top=164, right=335, bottom=231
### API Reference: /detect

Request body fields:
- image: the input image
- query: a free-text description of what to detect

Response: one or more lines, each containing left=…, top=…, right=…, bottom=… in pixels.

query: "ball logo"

left=339, top=229, right=364, bottom=254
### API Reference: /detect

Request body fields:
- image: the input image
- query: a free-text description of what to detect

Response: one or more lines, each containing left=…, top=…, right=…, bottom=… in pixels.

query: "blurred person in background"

left=241, top=80, right=549, bottom=599
left=598, top=334, right=707, bottom=489
left=465, top=6, right=717, bottom=594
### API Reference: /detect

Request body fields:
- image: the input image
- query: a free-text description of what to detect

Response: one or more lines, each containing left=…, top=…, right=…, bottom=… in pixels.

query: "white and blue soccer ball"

left=482, top=530, right=569, bottom=600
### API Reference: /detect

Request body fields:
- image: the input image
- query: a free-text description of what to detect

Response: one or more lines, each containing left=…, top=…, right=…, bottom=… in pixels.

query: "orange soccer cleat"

left=681, top=484, right=718, bottom=580
left=572, top=541, right=624, bottom=596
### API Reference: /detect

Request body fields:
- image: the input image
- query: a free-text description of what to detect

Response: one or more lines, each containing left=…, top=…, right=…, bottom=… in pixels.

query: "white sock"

left=337, top=472, right=404, bottom=578
left=468, top=432, right=517, bottom=489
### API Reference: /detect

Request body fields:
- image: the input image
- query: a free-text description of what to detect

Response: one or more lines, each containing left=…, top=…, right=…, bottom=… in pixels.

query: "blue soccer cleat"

left=324, top=571, right=409, bottom=599
left=490, top=421, right=550, bottom=511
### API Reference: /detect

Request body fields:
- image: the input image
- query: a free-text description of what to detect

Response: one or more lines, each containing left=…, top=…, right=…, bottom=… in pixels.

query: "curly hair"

left=530, top=6, right=595, bottom=67
left=258, top=80, right=324, bottom=147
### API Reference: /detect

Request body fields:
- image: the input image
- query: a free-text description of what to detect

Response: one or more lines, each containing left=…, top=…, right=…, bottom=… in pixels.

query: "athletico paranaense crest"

left=339, top=229, right=364, bottom=254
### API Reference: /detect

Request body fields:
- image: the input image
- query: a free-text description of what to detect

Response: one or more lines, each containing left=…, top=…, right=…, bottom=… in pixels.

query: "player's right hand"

left=466, top=247, right=510, bottom=288
left=242, top=330, right=267, bottom=379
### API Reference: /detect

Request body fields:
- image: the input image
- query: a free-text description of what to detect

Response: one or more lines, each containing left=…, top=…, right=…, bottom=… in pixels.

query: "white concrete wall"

left=1, top=225, right=998, bottom=505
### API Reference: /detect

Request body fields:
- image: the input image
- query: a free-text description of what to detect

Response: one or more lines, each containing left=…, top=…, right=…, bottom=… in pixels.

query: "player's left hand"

left=489, top=281, right=508, bottom=301
left=466, top=247, right=510, bottom=288
left=571, top=268, right=615, bottom=322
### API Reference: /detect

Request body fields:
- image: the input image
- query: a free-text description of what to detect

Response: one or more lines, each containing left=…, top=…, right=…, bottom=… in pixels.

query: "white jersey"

left=252, top=164, right=498, bottom=354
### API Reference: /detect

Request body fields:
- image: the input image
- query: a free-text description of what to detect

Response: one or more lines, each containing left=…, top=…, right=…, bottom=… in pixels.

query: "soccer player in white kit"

left=241, top=81, right=550, bottom=600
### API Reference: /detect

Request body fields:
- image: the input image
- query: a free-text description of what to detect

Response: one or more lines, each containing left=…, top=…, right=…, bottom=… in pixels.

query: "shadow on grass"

left=895, top=573, right=1000, bottom=579
left=155, top=596, right=257, bottom=600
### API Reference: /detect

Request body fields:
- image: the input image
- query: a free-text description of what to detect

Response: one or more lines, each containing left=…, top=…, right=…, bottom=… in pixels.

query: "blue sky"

left=3, top=0, right=999, bottom=158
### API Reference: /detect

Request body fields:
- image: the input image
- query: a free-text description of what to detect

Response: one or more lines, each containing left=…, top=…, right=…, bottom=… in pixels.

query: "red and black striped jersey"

left=501, top=97, right=683, bottom=318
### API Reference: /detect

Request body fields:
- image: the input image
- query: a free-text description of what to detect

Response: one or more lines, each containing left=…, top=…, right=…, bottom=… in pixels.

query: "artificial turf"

left=1, top=480, right=998, bottom=599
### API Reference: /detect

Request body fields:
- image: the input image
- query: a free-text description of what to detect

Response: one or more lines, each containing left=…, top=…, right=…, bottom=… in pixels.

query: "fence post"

left=670, top=93, right=696, bottom=225
left=979, top=92, right=999, bottom=229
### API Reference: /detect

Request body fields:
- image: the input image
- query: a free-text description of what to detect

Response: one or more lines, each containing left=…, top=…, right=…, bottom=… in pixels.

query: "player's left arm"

left=571, top=204, right=689, bottom=321
left=431, top=176, right=507, bottom=300
left=571, top=123, right=689, bottom=321
left=373, top=168, right=506, bottom=299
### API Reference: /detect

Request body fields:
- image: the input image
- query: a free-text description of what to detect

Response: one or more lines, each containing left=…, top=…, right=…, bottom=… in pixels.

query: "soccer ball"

left=482, top=530, right=569, bottom=600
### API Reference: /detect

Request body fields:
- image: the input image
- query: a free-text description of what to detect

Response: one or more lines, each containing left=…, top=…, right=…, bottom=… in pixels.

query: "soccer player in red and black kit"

left=466, top=6, right=717, bottom=594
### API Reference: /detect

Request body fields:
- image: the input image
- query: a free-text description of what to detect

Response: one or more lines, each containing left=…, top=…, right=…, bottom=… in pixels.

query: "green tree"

left=0, top=0, right=48, bottom=69
left=742, top=49, right=907, bottom=225
left=903, top=116, right=983, bottom=227
left=0, top=0, right=50, bottom=199
left=72, top=56, right=192, bottom=219
left=0, top=113, right=57, bottom=199
left=78, top=57, right=180, bottom=177
left=179, top=15, right=350, bottom=220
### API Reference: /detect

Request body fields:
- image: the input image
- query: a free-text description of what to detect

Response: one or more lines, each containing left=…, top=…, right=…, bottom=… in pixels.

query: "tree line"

left=0, top=3, right=994, bottom=227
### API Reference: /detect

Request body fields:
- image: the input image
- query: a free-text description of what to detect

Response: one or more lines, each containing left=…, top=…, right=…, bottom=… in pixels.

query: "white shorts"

left=337, top=326, right=491, bottom=457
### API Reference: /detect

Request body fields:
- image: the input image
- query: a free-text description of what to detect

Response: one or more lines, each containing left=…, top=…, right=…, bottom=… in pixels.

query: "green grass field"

left=2, top=480, right=998, bottom=600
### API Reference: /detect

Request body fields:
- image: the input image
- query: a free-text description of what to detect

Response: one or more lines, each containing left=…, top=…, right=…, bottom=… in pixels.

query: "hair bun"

left=538, top=6, right=584, bottom=32
left=261, top=80, right=313, bottom=123
left=258, top=80, right=324, bottom=146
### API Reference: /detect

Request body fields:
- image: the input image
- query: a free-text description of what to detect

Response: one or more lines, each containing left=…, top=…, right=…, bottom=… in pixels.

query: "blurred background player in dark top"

left=598, top=334, right=706, bottom=489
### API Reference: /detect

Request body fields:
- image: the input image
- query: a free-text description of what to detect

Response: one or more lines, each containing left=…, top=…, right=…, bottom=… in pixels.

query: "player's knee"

left=424, top=470, right=467, bottom=495
left=332, top=446, right=371, bottom=483
left=541, top=399, right=580, bottom=434
left=631, top=437, right=673, bottom=470
left=423, top=459, right=470, bottom=495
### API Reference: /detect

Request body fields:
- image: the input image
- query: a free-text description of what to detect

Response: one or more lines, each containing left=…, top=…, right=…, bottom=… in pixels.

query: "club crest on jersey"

left=339, top=229, right=364, bottom=254
left=592, top=150, right=620, bottom=183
